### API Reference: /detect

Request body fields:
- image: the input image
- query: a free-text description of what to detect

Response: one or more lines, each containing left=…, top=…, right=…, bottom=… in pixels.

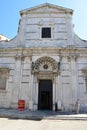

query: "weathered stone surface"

left=0, top=3, right=87, bottom=112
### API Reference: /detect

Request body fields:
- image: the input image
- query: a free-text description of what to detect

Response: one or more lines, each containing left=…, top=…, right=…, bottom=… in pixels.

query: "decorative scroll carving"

left=31, top=56, right=59, bottom=74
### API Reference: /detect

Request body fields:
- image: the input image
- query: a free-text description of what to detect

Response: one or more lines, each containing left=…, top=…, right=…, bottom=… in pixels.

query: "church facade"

left=0, top=3, right=87, bottom=112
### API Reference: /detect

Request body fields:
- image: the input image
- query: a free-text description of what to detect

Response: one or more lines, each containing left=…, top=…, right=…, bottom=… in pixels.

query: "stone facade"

left=0, top=3, right=87, bottom=112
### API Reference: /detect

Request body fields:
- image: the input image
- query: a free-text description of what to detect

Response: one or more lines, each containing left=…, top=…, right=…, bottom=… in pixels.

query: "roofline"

left=75, top=33, right=87, bottom=42
left=0, top=34, right=10, bottom=40
left=20, top=3, right=73, bottom=16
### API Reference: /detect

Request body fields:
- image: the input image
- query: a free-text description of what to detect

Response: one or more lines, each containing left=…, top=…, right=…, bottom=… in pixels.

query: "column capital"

left=67, top=55, right=78, bottom=61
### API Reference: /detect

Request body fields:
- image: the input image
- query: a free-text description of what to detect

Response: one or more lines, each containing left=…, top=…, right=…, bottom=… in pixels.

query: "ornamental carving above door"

left=31, top=56, right=59, bottom=74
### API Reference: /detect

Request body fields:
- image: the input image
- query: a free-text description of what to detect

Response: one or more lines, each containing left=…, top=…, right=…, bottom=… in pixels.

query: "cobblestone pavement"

left=0, top=118, right=87, bottom=130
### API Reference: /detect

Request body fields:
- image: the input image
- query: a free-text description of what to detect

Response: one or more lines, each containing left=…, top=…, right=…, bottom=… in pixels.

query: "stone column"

left=29, top=74, right=34, bottom=110
left=33, top=75, right=38, bottom=111
left=35, top=80, right=39, bottom=110
left=56, top=74, right=62, bottom=110
left=53, top=76, right=56, bottom=111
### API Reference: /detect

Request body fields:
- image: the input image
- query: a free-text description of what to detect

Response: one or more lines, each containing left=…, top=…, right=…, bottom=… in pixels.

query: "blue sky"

left=0, top=0, right=87, bottom=40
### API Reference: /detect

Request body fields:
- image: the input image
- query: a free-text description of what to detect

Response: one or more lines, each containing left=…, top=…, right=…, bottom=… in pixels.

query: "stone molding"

left=67, top=53, right=79, bottom=61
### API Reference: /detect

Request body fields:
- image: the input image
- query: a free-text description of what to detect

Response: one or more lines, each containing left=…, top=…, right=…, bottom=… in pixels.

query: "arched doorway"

left=31, top=56, right=59, bottom=111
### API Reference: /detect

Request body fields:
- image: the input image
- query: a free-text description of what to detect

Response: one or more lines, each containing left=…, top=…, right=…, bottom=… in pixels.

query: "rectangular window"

left=0, top=76, right=6, bottom=90
left=85, top=78, right=87, bottom=92
left=0, top=68, right=9, bottom=90
left=42, top=27, right=51, bottom=38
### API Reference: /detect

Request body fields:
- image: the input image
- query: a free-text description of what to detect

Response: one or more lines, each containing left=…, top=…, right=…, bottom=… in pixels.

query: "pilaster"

left=68, top=55, right=78, bottom=105
left=66, top=14, right=74, bottom=46
left=11, top=56, right=22, bottom=108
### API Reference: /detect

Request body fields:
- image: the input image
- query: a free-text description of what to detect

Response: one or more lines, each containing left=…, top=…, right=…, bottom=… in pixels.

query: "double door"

left=38, top=80, right=52, bottom=110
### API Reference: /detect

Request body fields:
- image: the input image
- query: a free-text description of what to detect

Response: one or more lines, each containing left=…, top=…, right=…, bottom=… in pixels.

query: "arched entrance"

left=31, top=56, right=59, bottom=111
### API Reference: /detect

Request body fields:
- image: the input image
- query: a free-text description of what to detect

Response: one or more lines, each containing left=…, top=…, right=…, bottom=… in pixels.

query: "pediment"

left=20, top=3, right=73, bottom=15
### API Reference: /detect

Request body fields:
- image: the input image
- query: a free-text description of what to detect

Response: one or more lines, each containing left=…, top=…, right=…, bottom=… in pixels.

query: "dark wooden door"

left=38, top=80, right=52, bottom=110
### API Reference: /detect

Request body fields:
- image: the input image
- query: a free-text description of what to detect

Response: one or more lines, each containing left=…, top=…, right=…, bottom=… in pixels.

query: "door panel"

left=38, top=80, right=52, bottom=110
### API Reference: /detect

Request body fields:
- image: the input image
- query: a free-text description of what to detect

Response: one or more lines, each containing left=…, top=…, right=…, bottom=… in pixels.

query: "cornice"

left=20, top=3, right=73, bottom=16
left=0, top=47, right=87, bottom=58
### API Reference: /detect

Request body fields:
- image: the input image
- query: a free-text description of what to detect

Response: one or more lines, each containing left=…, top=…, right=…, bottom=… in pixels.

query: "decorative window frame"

left=39, top=26, right=54, bottom=40
left=0, top=68, right=10, bottom=91
left=41, top=27, right=51, bottom=38
left=85, top=78, right=87, bottom=92
left=82, top=68, right=87, bottom=93
left=38, top=18, right=55, bottom=40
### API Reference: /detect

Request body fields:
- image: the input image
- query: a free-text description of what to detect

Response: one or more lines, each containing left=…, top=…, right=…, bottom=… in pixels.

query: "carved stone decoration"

left=67, top=54, right=78, bottom=62
left=15, top=54, right=25, bottom=61
left=31, top=56, right=59, bottom=74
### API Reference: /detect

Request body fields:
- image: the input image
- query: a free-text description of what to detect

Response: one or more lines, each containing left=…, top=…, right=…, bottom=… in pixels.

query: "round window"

left=43, top=64, right=48, bottom=69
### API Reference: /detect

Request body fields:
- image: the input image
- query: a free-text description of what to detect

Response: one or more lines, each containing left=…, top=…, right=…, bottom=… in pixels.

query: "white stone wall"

left=0, top=57, right=15, bottom=108
left=25, top=14, right=71, bottom=47
left=76, top=57, right=87, bottom=110
left=0, top=3, right=87, bottom=112
left=19, top=57, right=31, bottom=108
left=61, top=57, right=72, bottom=111
left=0, top=50, right=87, bottom=111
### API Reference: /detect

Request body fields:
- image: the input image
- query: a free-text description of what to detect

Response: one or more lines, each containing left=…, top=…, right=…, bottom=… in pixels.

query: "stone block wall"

left=0, top=57, right=15, bottom=108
